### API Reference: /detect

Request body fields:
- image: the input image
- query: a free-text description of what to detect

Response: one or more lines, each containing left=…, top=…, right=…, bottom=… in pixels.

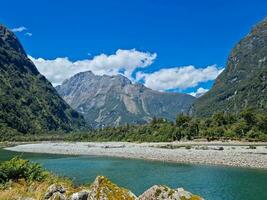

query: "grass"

left=0, top=175, right=81, bottom=200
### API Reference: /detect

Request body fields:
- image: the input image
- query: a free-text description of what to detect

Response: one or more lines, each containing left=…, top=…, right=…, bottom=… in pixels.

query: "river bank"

left=5, top=141, right=267, bottom=169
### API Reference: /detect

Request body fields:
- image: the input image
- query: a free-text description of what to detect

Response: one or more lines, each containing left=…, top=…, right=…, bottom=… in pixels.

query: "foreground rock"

left=69, top=191, right=89, bottom=200
left=139, top=185, right=203, bottom=200
left=3, top=176, right=204, bottom=200
left=87, top=176, right=136, bottom=200
left=68, top=176, right=203, bottom=200
left=44, top=184, right=66, bottom=199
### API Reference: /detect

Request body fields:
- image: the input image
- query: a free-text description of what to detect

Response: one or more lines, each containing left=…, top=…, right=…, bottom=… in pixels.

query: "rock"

left=138, top=185, right=204, bottom=200
left=177, top=188, right=198, bottom=199
left=69, top=191, right=89, bottom=200
left=49, top=192, right=66, bottom=200
left=138, top=185, right=180, bottom=200
left=44, top=184, right=66, bottom=199
left=87, top=176, right=137, bottom=200
left=0, top=175, right=205, bottom=200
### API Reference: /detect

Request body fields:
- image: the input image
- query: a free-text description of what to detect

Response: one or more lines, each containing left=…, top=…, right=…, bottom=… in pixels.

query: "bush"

left=218, top=147, right=224, bottom=151
left=0, top=157, right=48, bottom=184
left=247, top=145, right=256, bottom=149
left=0, top=171, right=7, bottom=184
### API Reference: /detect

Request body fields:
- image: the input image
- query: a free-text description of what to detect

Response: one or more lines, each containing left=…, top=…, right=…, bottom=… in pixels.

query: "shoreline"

left=5, top=141, right=267, bottom=169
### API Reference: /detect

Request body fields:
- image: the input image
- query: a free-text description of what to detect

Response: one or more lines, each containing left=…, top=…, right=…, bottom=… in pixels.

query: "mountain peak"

left=110, top=74, right=132, bottom=86
left=56, top=72, right=195, bottom=128
left=0, top=24, right=26, bottom=56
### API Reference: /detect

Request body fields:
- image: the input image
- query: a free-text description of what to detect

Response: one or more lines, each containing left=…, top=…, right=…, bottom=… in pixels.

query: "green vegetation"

left=0, top=158, right=79, bottom=199
left=0, top=24, right=85, bottom=136
left=193, top=17, right=267, bottom=117
left=65, top=109, right=267, bottom=142
left=0, top=109, right=266, bottom=142
left=248, top=145, right=257, bottom=149
left=0, top=157, right=48, bottom=184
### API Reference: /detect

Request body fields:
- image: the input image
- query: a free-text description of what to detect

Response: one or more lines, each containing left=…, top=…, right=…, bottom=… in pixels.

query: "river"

left=0, top=148, right=266, bottom=200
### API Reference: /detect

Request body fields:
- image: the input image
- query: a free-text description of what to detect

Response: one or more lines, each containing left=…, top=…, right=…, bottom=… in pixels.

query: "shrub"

left=0, top=157, right=48, bottom=184
left=185, top=145, right=192, bottom=150
left=0, top=171, right=7, bottom=184
left=218, top=147, right=224, bottom=151
left=247, top=145, right=256, bottom=149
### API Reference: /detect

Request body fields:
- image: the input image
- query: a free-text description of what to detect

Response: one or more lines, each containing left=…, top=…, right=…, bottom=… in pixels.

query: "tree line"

left=66, top=108, right=267, bottom=142
left=1, top=109, right=266, bottom=142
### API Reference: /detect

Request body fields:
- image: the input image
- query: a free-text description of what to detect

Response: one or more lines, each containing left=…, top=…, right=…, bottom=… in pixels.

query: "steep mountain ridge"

left=192, top=17, right=267, bottom=116
left=56, top=71, right=195, bottom=128
left=0, top=24, right=85, bottom=134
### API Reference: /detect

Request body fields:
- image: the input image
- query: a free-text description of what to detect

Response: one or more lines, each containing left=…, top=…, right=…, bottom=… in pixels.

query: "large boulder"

left=44, top=184, right=66, bottom=200
left=138, top=185, right=203, bottom=200
left=69, top=191, right=89, bottom=200
left=87, top=176, right=137, bottom=200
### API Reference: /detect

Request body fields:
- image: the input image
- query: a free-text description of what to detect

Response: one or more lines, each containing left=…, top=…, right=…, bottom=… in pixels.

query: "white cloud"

left=189, top=87, right=209, bottom=97
left=11, top=26, right=27, bottom=32
left=137, top=65, right=224, bottom=91
left=29, top=49, right=222, bottom=92
left=25, top=32, right=32, bottom=37
left=29, top=49, right=157, bottom=85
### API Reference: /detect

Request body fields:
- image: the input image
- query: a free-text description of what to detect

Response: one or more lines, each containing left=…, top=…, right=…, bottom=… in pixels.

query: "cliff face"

left=56, top=71, right=195, bottom=128
left=0, top=24, right=85, bottom=134
left=193, top=17, right=267, bottom=116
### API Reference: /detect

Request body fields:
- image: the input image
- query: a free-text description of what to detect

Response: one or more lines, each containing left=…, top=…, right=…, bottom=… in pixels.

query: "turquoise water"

left=0, top=148, right=267, bottom=200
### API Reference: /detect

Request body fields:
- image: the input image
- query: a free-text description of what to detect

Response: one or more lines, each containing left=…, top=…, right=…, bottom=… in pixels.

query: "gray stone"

left=69, top=191, right=89, bottom=200
left=44, top=184, right=66, bottom=199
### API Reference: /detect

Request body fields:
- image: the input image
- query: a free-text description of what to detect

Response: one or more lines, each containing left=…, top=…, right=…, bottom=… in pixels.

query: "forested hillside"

left=0, top=24, right=85, bottom=136
left=192, top=17, right=267, bottom=116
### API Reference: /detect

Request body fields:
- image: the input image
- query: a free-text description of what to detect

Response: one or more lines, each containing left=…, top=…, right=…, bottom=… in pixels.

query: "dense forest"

left=67, top=109, right=267, bottom=142
left=1, top=109, right=266, bottom=142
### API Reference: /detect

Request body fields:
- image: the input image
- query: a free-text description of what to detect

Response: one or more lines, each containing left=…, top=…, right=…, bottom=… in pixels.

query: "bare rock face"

left=87, top=176, right=137, bottom=200
left=56, top=71, right=195, bottom=128
left=138, top=185, right=203, bottom=200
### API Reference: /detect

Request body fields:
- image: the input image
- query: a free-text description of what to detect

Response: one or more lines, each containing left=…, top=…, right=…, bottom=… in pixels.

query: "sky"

left=1, top=0, right=267, bottom=96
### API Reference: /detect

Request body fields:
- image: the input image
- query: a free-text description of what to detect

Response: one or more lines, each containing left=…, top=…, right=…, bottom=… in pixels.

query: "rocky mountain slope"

left=56, top=71, right=195, bottom=128
left=0, top=24, right=85, bottom=134
left=192, top=17, right=267, bottom=116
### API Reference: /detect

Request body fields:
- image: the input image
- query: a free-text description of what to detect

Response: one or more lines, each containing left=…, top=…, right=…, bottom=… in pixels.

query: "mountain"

left=56, top=71, right=195, bottom=128
left=192, top=17, right=267, bottom=116
left=0, top=24, right=85, bottom=134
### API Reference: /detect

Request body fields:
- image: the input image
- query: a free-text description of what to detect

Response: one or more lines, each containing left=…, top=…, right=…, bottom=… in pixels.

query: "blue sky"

left=1, top=0, right=267, bottom=96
